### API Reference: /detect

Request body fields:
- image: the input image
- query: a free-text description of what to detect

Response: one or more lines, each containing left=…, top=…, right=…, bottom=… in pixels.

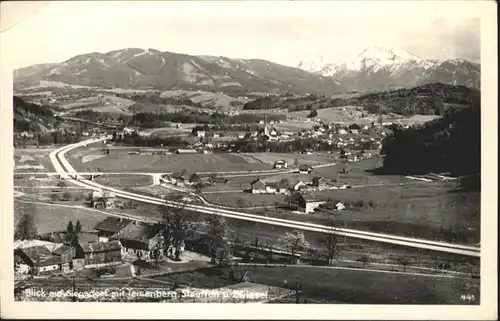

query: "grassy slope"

left=151, top=266, right=479, bottom=304
left=14, top=201, right=108, bottom=234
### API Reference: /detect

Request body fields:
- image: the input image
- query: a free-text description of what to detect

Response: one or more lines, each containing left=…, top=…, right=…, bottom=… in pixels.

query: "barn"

left=294, top=194, right=326, bottom=214
left=114, top=222, right=164, bottom=260
left=93, top=217, right=133, bottom=242
left=15, top=246, right=62, bottom=275
left=74, top=241, right=122, bottom=269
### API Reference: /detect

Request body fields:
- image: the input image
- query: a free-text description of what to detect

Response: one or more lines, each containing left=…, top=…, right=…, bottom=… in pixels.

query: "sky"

left=1, top=1, right=483, bottom=70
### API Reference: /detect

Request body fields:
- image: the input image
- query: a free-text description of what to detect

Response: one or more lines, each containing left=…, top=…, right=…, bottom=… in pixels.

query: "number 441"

left=461, top=294, right=475, bottom=302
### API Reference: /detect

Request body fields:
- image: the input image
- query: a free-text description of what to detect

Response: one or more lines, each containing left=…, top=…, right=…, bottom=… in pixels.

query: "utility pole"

left=295, top=279, right=302, bottom=304
left=72, top=275, right=76, bottom=302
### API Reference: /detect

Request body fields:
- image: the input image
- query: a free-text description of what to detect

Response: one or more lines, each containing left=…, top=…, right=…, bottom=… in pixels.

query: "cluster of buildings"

left=87, top=190, right=117, bottom=209
left=14, top=217, right=181, bottom=277
left=249, top=174, right=351, bottom=198
left=161, top=171, right=227, bottom=188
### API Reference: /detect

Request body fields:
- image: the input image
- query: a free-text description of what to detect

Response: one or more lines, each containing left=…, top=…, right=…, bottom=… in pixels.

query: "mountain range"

left=14, top=47, right=480, bottom=95
left=297, top=47, right=480, bottom=91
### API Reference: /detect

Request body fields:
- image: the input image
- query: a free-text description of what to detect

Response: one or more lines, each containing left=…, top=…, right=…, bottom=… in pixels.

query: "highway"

left=49, top=137, right=480, bottom=257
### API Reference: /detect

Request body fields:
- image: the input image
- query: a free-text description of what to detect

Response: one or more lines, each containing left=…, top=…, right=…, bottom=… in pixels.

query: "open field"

left=71, top=149, right=273, bottom=173
left=141, top=126, right=194, bottom=137
left=239, top=152, right=335, bottom=166
left=287, top=106, right=441, bottom=126
left=240, top=266, right=478, bottom=304
left=203, top=192, right=285, bottom=207
left=93, top=175, right=154, bottom=188
left=160, top=90, right=250, bottom=109
left=149, top=265, right=478, bottom=304
left=14, top=148, right=56, bottom=173
left=14, top=201, right=109, bottom=234
left=288, top=106, right=373, bottom=124
left=273, top=120, right=315, bottom=131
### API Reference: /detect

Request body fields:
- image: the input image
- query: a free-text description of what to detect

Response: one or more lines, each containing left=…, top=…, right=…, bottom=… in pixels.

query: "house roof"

left=79, top=240, right=122, bottom=253
left=53, top=232, right=98, bottom=244
left=274, top=160, right=287, bottom=164
left=51, top=244, right=73, bottom=256
left=266, top=182, right=278, bottom=189
left=14, top=239, right=56, bottom=250
left=250, top=179, right=266, bottom=186
left=94, top=217, right=133, bottom=234
left=312, top=176, right=327, bottom=184
left=115, top=222, right=162, bottom=243
left=299, top=164, right=312, bottom=171
left=299, top=194, right=326, bottom=203
left=17, top=246, right=61, bottom=266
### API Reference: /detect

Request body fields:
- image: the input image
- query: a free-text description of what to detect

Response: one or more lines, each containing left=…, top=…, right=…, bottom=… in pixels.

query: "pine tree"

left=75, top=220, right=82, bottom=234
left=66, top=221, right=74, bottom=234
left=14, top=213, right=37, bottom=240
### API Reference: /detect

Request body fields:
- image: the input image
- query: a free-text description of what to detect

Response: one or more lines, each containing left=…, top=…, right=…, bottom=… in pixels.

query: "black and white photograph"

left=0, top=1, right=496, bottom=319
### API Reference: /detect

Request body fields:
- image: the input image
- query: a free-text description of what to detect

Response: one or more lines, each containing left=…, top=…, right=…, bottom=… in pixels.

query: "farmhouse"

left=114, top=222, right=164, bottom=260
left=335, top=202, right=346, bottom=211
left=90, top=191, right=116, bottom=208
left=14, top=246, right=61, bottom=276
left=294, top=195, right=326, bottom=214
left=93, top=217, right=133, bottom=242
left=123, top=127, right=137, bottom=134
left=273, top=160, right=288, bottom=169
left=250, top=179, right=267, bottom=194
left=196, top=130, right=206, bottom=138
left=74, top=241, right=122, bottom=269
left=265, top=182, right=278, bottom=194
left=50, top=244, right=74, bottom=273
left=293, top=181, right=307, bottom=191
left=312, top=176, right=328, bottom=189
left=298, top=165, right=313, bottom=174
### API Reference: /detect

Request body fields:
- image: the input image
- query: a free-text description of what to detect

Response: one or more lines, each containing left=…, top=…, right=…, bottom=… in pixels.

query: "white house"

left=196, top=130, right=206, bottom=138
left=293, top=181, right=306, bottom=191
left=335, top=202, right=346, bottom=211
left=265, top=183, right=278, bottom=194
left=273, top=160, right=288, bottom=169
left=295, top=195, right=326, bottom=214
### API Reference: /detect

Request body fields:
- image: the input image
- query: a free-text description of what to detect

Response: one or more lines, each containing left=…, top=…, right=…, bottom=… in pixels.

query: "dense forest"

left=14, top=96, right=56, bottom=132
left=75, top=109, right=286, bottom=128
left=380, top=105, right=480, bottom=189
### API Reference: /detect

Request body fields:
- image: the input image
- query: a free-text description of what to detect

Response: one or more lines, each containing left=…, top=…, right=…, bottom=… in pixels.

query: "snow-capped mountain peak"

left=295, top=46, right=479, bottom=91
left=351, top=46, right=423, bottom=69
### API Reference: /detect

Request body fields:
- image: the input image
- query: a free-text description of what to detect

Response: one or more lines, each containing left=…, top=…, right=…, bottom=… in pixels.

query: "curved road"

left=49, top=136, right=480, bottom=257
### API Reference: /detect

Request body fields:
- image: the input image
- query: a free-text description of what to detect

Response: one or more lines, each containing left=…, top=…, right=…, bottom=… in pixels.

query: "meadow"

left=150, top=265, right=478, bottom=304
left=14, top=200, right=109, bottom=234
left=73, top=149, right=273, bottom=173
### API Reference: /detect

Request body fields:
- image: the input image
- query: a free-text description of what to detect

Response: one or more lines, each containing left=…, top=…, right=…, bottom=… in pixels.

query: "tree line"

left=241, top=83, right=480, bottom=116
left=380, top=104, right=480, bottom=190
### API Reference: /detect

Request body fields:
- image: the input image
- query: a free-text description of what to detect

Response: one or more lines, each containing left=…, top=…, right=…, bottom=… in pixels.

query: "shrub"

left=308, top=109, right=318, bottom=118
left=62, top=191, right=72, bottom=201
left=354, top=200, right=365, bottom=208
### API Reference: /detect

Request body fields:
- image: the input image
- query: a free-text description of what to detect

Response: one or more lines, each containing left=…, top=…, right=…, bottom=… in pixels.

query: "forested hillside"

left=242, top=83, right=479, bottom=116
left=14, top=96, right=56, bottom=132
left=380, top=105, right=480, bottom=189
